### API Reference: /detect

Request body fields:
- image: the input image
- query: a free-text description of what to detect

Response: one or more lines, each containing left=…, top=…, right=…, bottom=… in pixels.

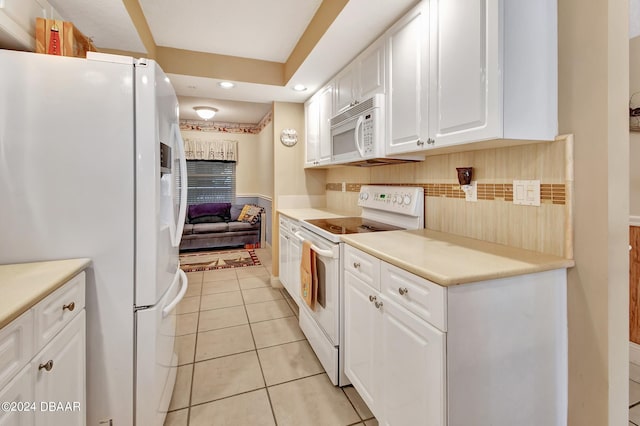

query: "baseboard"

left=631, top=341, right=640, bottom=364
left=631, top=216, right=640, bottom=227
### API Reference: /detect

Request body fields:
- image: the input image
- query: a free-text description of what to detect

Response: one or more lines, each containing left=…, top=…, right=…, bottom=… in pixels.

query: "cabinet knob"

left=353, top=262, right=361, bottom=269
left=63, top=302, right=75, bottom=312
left=39, top=360, right=54, bottom=372
left=369, top=295, right=377, bottom=303
left=374, top=301, right=384, bottom=309
left=398, top=287, right=409, bottom=296
left=427, top=138, right=435, bottom=145
left=417, top=140, right=424, bottom=146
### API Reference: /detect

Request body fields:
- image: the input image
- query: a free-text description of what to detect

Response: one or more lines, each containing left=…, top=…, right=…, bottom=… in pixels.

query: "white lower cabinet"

left=0, top=272, right=86, bottom=426
left=343, top=245, right=568, bottom=426
left=278, top=215, right=302, bottom=301
left=344, top=269, right=444, bottom=425
left=343, top=272, right=380, bottom=414
left=0, top=364, right=35, bottom=426
left=34, top=312, right=85, bottom=426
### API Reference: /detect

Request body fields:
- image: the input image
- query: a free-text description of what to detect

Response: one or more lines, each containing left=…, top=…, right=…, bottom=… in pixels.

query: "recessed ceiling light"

left=218, top=81, right=235, bottom=89
left=187, top=85, right=197, bottom=89
left=292, top=84, right=307, bottom=92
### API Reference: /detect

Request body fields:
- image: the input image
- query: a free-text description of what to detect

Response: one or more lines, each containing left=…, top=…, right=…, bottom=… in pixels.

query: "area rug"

left=179, top=249, right=261, bottom=272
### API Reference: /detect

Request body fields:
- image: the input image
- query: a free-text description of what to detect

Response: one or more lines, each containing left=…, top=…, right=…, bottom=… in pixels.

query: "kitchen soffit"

left=46, top=0, right=418, bottom=122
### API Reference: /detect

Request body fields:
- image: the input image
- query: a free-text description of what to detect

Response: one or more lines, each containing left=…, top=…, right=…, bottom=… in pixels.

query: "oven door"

left=294, top=228, right=340, bottom=346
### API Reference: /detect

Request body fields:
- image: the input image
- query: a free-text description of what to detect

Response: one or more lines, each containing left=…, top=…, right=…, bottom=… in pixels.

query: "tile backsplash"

left=325, top=137, right=573, bottom=258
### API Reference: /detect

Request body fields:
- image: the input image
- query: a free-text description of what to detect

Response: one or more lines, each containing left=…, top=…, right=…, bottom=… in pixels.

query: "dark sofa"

left=180, top=203, right=264, bottom=251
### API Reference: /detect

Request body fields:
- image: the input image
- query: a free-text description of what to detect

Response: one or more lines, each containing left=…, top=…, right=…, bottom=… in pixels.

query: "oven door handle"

left=294, top=232, right=336, bottom=259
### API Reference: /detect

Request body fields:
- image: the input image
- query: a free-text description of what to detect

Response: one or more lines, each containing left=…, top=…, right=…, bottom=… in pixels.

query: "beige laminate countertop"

left=0, top=258, right=91, bottom=329
left=277, top=208, right=351, bottom=221
left=341, top=229, right=574, bottom=286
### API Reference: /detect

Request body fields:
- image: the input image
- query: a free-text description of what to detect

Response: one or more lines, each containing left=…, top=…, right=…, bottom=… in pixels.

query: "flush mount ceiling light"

left=193, top=106, right=218, bottom=120
left=218, top=81, right=235, bottom=89
left=292, top=84, right=307, bottom=92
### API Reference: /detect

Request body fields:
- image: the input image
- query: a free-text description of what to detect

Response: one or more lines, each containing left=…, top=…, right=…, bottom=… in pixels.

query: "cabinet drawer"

left=34, top=272, right=85, bottom=350
left=381, top=262, right=446, bottom=331
left=344, top=245, right=380, bottom=291
left=0, top=311, right=34, bottom=390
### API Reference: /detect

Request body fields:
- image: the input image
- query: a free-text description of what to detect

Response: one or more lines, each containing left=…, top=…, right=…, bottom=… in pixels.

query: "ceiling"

left=47, top=0, right=417, bottom=124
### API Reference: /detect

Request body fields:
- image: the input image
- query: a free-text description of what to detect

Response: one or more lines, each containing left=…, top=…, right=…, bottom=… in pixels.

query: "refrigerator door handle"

left=162, top=269, right=188, bottom=317
left=173, top=124, right=188, bottom=248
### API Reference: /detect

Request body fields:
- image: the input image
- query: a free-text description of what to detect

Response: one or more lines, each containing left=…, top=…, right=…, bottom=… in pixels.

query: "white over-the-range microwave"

left=330, top=94, right=420, bottom=166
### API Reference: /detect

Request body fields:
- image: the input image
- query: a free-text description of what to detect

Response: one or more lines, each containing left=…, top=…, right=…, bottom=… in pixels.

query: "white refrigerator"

left=0, top=49, right=189, bottom=425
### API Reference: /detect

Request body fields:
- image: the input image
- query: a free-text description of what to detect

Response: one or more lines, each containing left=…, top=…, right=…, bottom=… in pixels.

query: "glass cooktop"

left=304, top=217, right=404, bottom=235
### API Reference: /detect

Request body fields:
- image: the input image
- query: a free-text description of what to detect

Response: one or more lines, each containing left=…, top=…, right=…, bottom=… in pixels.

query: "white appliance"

left=0, top=50, right=188, bottom=426
left=330, top=94, right=385, bottom=165
left=297, top=185, right=424, bottom=386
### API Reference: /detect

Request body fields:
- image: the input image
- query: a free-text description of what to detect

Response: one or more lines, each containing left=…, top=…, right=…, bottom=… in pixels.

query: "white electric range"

left=295, top=185, right=424, bottom=386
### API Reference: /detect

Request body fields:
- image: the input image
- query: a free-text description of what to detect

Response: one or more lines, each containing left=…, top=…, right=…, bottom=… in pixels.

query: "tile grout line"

left=237, top=268, right=280, bottom=426
left=185, top=271, right=203, bottom=424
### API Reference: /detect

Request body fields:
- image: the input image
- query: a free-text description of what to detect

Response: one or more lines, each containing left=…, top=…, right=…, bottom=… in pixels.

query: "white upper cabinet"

left=428, top=0, right=501, bottom=146
left=334, top=66, right=357, bottom=114
left=305, top=83, right=333, bottom=168
left=385, top=2, right=430, bottom=155
left=428, top=0, right=557, bottom=148
left=334, top=38, right=386, bottom=114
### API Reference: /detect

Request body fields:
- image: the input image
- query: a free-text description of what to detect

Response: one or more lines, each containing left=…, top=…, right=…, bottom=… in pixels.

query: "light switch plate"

left=463, top=181, right=477, bottom=202
left=513, top=180, right=540, bottom=206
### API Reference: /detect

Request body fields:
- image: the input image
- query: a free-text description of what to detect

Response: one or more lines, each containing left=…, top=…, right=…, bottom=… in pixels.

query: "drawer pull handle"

left=374, top=301, right=384, bottom=309
left=63, top=302, right=76, bottom=312
left=398, top=287, right=409, bottom=296
left=369, top=295, right=377, bottom=303
left=353, top=262, right=361, bottom=269
left=39, top=360, right=54, bottom=372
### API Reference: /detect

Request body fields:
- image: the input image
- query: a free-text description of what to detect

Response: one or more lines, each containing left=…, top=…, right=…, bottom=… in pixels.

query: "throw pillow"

left=237, top=205, right=253, bottom=222
left=240, top=205, right=264, bottom=225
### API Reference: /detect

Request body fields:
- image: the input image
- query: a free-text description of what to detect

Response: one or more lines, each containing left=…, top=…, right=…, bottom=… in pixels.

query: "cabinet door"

left=385, top=2, right=430, bottom=155
left=34, top=311, right=85, bottom=426
left=380, top=297, right=445, bottom=426
left=278, top=228, right=291, bottom=290
left=357, top=39, right=385, bottom=101
left=429, top=0, right=502, bottom=146
left=0, top=364, right=35, bottom=426
left=288, top=232, right=302, bottom=302
left=334, top=66, right=356, bottom=114
left=304, top=95, right=320, bottom=167
left=317, top=84, right=333, bottom=165
left=343, top=272, right=380, bottom=416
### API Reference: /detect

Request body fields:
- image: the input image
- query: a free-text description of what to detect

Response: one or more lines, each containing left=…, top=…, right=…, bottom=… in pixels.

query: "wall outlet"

left=341, top=182, right=346, bottom=192
left=463, top=181, right=477, bottom=202
left=513, top=180, right=540, bottom=206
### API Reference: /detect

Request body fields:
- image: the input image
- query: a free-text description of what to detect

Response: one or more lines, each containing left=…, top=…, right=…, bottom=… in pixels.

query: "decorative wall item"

left=183, top=138, right=238, bottom=161
left=631, top=91, right=640, bottom=132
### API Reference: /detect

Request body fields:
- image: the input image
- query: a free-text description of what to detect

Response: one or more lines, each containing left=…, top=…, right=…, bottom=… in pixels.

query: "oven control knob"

left=362, top=192, right=369, bottom=200
left=403, top=195, right=412, bottom=205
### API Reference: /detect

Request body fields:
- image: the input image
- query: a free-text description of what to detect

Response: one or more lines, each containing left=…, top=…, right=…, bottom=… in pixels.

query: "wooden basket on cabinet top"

left=35, top=18, right=97, bottom=58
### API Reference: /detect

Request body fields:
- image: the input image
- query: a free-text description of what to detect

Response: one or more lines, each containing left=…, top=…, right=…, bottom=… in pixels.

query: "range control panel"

left=358, top=185, right=424, bottom=216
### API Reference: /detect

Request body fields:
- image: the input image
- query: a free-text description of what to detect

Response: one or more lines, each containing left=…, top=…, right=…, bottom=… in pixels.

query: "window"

left=185, top=160, right=236, bottom=204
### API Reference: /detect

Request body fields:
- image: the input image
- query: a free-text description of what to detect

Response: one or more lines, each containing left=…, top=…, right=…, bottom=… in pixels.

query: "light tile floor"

left=166, top=248, right=378, bottom=426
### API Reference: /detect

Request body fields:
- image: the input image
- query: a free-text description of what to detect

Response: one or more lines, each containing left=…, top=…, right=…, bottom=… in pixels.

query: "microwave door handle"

left=293, top=232, right=336, bottom=259
left=354, top=115, right=365, bottom=157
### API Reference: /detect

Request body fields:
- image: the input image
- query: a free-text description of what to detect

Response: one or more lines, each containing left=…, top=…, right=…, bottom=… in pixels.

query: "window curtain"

left=183, top=138, right=238, bottom=162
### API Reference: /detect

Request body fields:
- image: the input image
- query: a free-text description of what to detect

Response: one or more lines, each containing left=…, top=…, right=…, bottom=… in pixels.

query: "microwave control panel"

left=361, top=113, right=374, bottom=155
